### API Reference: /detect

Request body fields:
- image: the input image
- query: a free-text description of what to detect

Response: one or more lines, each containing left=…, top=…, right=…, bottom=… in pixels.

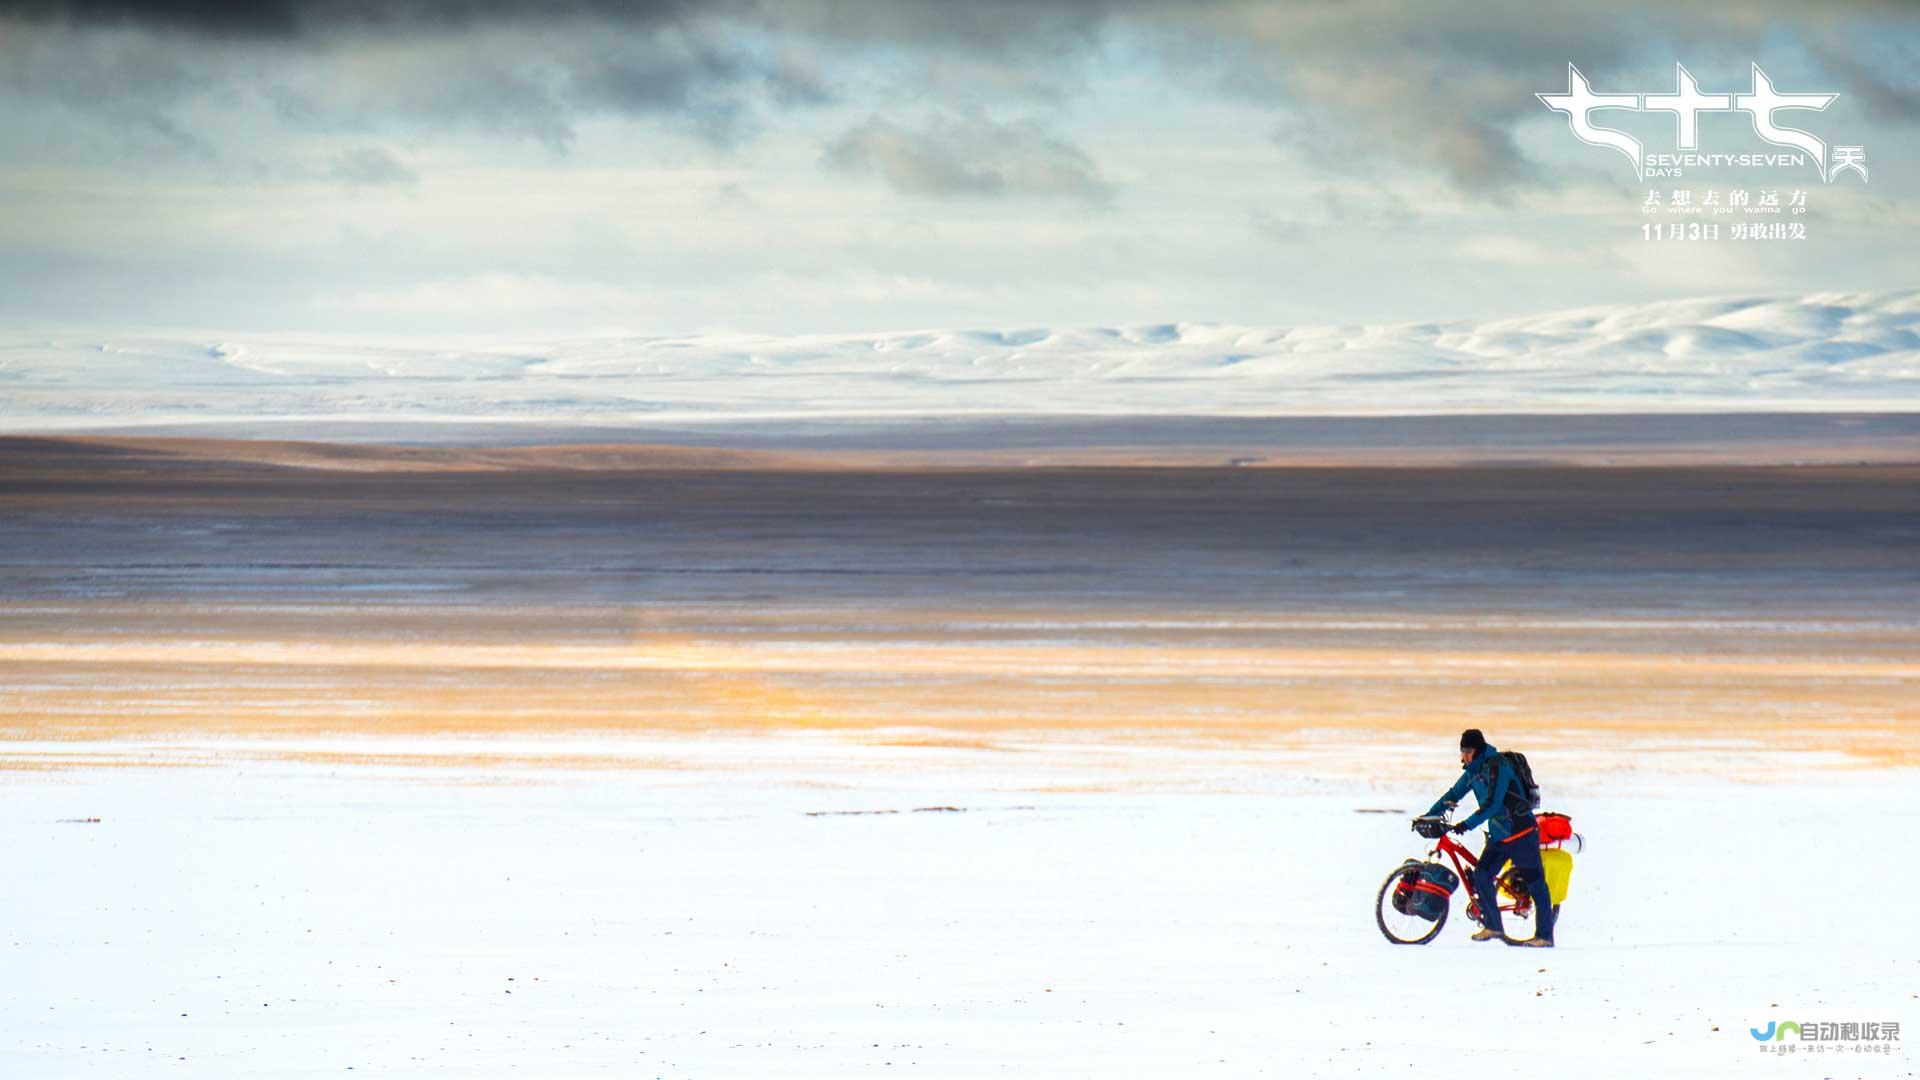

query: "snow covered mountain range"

left=3, top=290, right=1915, bottom=430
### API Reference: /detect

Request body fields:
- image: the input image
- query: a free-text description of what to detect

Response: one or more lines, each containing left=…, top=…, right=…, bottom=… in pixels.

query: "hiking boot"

left=1469, top=928, right=1502, bottom=942
left=1505, top=936, right=1555, bottom=948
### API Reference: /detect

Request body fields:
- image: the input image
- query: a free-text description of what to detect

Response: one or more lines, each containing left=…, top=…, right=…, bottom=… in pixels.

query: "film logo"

left=1539, top=64, right=1867, bottom=183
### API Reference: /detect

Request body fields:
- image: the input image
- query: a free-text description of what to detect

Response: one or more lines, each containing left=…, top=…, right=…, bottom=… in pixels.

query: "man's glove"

left=1449, top=822, right=1470, bottom=835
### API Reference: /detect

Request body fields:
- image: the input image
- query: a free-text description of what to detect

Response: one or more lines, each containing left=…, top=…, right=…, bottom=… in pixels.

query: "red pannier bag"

left=1537, top=811, right=1574, bottom=846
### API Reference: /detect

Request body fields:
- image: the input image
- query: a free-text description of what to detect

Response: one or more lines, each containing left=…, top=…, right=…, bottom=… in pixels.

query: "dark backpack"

left=1482, top=750, right=1541, bottom=814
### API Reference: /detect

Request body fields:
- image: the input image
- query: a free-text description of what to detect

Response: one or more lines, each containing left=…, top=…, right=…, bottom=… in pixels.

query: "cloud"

left=1248, top=209, right=1311, bottom=245
left=1806, top=39, right=1920, bottom=125
left=308, top=269, right=988, bottom=329
left=824, top=114, right=1114, bottom=202
left=749, top=269, right=988, bottom=306
left=0, top=12, right=829, bottom=155
left=2, top=0, right=1917, bottom=191
left=328, top=145, right=417, bottom=186
left=0, top=0, right=699, bottom=38
left=1315, top=187, right=1417, bottom=229
left=1250, top=184, right=1417, bottom=246
left=312, top=273, right=641, bottom=316
left=783, top=0, right=1916, bottom=195
left=1205, top=2, right=1919, bottom=195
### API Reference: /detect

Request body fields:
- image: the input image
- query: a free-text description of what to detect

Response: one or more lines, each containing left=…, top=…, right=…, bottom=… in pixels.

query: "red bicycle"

left=1374, top=813, right=1573, bottom=945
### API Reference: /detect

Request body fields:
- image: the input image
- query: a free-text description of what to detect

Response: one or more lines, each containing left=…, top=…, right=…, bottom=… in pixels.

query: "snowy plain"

left=5, top=282, right=1918, bottom=1080
left=3, top=740, right=1916, bottom=1079
left=4, top=289, right=1918, bottom=429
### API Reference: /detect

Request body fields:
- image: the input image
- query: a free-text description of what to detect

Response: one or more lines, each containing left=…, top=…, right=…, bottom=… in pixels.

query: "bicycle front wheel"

left=1376, top=862, right=1447, bottom=945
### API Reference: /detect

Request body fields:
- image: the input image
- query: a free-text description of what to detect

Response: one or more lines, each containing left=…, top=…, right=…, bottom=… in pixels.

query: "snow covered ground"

left=4, top=740, right=1916, bottom=1078
left=4, top=289, right=1918, bottom=429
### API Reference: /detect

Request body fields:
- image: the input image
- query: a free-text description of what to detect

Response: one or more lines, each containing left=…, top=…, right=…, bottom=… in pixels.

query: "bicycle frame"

left=1428, top=832, right=1532, bottom=923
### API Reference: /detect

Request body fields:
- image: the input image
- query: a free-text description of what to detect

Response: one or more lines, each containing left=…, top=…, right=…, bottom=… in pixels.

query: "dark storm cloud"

left=0, top=8, right=830, bottom=154
left=565, top=35, right=829, bottom=143
left=2, top=0, right=1915, bottom=190
left=0, top=0, right=1149, bottom=41
left=0, top=0, right=701, bottom=38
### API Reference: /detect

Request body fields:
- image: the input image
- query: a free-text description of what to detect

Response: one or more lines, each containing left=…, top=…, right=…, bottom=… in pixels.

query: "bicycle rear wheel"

left=1494, top=867, right=1539, bottom=941
left=1376, top=862, right=1447, bottom=945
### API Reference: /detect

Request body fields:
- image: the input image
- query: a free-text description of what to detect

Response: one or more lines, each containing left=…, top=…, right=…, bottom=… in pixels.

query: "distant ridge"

left=2, top=289, right=1916, bottom=432
left=4, top=416, right=1919, bottom=471
left=0, top=437, right=823, bottom=475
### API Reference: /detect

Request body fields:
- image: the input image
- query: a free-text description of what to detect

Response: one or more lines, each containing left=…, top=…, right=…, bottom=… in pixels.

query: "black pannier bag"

left=1408, top=862, right=1460, bottom=921
left=1390, top=866, right=1420, bottom=915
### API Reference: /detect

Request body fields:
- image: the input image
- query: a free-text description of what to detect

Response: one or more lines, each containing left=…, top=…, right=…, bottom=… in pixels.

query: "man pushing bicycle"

left=1425, top=729, right=1556, bottom=948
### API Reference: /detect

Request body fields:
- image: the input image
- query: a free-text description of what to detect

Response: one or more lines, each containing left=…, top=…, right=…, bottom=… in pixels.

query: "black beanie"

left=1459, top=728, right=1486, bottom=753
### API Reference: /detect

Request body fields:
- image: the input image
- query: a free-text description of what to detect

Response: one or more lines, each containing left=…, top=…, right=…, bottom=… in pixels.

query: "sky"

left=0, top=0, right=1916, bottom=338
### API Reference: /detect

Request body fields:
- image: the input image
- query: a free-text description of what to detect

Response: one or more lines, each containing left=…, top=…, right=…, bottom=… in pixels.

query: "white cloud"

left=823, top=113, right=1115, bottom=203
left=329, top=145, right=419, bottom=187
left=313, top=274, right=642, bottom=316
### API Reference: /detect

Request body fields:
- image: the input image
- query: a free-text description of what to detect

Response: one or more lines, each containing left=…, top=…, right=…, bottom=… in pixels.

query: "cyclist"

left=1425, top=728, right=1555, bottom=948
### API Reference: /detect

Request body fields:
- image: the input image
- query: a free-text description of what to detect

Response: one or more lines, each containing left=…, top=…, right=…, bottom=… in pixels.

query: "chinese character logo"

left=1538, top=64, right=1867, bottom=183
left=1830, top=146, right=1869, bottom=182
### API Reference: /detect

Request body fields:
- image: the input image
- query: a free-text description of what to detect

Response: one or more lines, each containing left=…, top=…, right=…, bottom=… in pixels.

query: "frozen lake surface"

left=2, top=441, right=1915, bottom=1076
left=4, top=744, right=1916, bottom=1078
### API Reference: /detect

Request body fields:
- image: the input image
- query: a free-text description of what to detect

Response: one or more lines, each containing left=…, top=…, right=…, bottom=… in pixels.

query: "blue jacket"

left=1427, top=744, right=1535, bottom=840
